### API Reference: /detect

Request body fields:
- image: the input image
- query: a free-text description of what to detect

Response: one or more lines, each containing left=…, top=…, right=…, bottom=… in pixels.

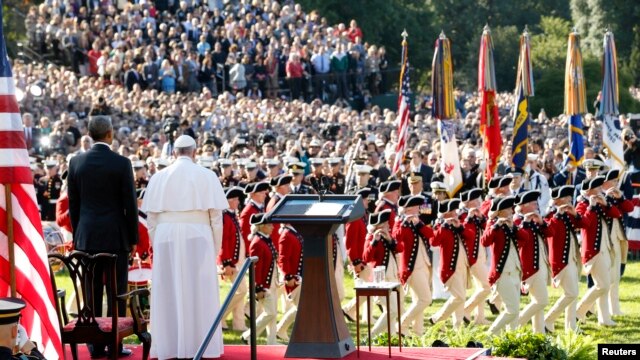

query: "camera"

left=162, top=117, right=180, bottom=143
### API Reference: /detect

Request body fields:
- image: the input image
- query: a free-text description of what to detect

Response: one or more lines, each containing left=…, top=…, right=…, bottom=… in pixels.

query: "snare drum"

left=128, top=263, right=153, bottom=290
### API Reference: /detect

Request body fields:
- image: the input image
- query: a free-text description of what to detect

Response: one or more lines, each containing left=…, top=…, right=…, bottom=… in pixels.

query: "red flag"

left=478, top=26, right=503, bottom=181
left=0, top=4, right=63, bottom=358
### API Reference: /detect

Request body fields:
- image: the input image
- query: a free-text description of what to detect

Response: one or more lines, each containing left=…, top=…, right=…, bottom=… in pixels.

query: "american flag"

left=392, top=34, right=410, bottom=174
left=0, top=3, right=63, bottom=358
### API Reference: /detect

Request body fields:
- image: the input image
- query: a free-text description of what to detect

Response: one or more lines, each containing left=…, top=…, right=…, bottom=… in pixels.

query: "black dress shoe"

left=343, top=310, right=355, bottom=323
left=463, top=317, right=471, bottom=325
left=241, top=335, right=249, bottom=345
left=428, top=317, right=435, bottom=325
left=586, top=310, right=594, bottom=318
left=486, top=300, right=500, bottom=315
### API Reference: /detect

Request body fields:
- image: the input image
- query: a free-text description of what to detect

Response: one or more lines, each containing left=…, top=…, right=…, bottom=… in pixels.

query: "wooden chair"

left=49, top=251, right=151, bottom=360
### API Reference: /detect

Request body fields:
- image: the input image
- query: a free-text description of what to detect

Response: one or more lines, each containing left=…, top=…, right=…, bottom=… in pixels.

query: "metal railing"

left=194, top=256, right=259, bottom=360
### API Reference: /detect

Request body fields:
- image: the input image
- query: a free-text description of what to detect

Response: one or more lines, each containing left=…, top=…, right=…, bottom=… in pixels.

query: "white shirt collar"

left=94, top=142, right=110, bottom=148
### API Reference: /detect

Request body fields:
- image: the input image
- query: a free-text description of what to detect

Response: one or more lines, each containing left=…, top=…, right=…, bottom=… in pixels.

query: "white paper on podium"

left=304, top=202, right=344, bottom=216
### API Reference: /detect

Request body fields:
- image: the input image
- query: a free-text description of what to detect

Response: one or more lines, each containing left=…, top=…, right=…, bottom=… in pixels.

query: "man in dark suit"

left=409, top=150, right=434, bottom=192
left=67, top=115, right=138, bottom=358
left=22, top=113, right=41, bottom=155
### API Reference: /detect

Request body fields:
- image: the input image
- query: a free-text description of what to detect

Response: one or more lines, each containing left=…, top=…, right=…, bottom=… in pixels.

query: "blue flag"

left=510, top=83, right=529, bottom=168
left=568, top=114, right=585, bottom=166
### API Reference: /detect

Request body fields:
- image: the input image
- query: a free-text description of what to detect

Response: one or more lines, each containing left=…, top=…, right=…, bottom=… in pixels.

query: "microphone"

left=321, top=176, right=332, bottom=192
left=309, top=177, right=320, bottom=192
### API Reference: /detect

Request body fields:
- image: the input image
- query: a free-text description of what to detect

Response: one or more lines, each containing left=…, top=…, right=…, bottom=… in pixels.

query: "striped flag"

left=564, top=30, right=586, bottom=167
left=478, top=25, right=503, bottom=181
left=0, top=3, right=63, bottom=358
left=600, top=30, right=624, bottom=170
left=392, top=31, right=411, bottom=175
left=510, top=28, right=534, bottom=168
left=432, top=31, right=462, bottom=197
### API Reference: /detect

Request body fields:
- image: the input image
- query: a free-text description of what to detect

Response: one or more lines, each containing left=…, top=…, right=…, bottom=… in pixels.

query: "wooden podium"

left=266, top=195, right=364, bottom=358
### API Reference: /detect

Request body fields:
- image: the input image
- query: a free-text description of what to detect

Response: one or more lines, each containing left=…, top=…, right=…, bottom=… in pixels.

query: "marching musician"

left=376, top=180, right=402, bottom=230
left=275, top=222, right=305, bottom=342
left=239, top=182, right=269, bottom=248
left=343, top=187, right=373, bottom=321
left=429, top=199, right=472, bottom=328
left=459, top=188, right=491, bottom=325
left=266, top=175, right=293, bottom=242
left=482, top=196, right=525, bottom=335
left=394, top=195, right=433, bottom=336
left=218, top=187, right=249, bottom=332
left=362, top=209, right=403, bottom=337
left=544, top=185, right=584, bottom=332
left=241, top=214, right=279, bottom=345
left=575, top=176, right=620, bottom=326
left=514, top=190, right=552, bottom=334
left=601, top=169, right=633, bottom=316
left=480, top=175, right=513, bottom=217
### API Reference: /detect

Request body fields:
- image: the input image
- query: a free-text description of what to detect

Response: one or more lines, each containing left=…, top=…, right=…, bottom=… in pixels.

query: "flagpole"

left=5, top=184, right=16, bottom=297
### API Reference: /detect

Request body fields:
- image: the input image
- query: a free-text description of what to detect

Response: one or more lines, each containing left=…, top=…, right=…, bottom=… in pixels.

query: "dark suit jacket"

left=413, top=163, right=434, bottom=192
left=25, top=127, right=41, bottom=153
left=124, top=69, right=143, bottom=92
left=68, top=143, right=138, bottom=253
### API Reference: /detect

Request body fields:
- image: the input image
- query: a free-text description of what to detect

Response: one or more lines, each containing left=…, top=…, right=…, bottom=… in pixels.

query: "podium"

left=266, top=195, right=364, bottom=358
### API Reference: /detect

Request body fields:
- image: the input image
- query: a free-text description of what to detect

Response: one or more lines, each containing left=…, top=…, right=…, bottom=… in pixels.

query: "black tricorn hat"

left=398, top=195, right=425, bottom=208
left=225, top=186, right=244, bottom=199
left=244, top=181, right=270, bottom=194
left=250, top=213, right=270, bottom=225
left=551, top=185, right=574, bottom=200
left=379, top=180, right=402, bottom=193
left=270, top=174, right=293, bottom=187
left=369, top=209, right=392, bottom=226
left=490, top=196, right=516, bottom=212
left=460, top=188, right=483, bottom=202
left=515, top=190, right=541, bottom=205
left=438, top=199, right=461, bottom=214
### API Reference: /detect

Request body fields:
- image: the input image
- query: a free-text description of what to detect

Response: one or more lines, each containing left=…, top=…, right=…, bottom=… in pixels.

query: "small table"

left=354, top=282, right=402, bottom=358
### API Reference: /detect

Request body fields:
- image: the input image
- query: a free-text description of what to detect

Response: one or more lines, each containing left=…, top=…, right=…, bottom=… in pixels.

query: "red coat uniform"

left=576, top=198, right=622, bottom=264
left=481, top=221, right=527, bottom=286
left=480, top=196, right=495, bottom=218
left=345, top=214, right=368, bottom=266
left=278, top=225, right=304, bottom=294
left=249, top=232, right=278, bottom=292
left=363, top=232, right=403, bottom=268
left=218, top=210, right=243, bottom=267
left=266, top=193, right=285, bottom=242
left=432, top=223, right=474, bottom=284
left=459, top=208, right=486, bottom=266
left=55, top=192, right=72, bottom=232
left=137, top=211, right=151, bottom=260
left=239, top=201, right=264, bottom=254
left=375, top=198, right=398, bottom=231
left=392, top=216, right=434, bottom=284
left=545, top=210, right=585, bottom=277
left=516, top=217, right=554, bottom=281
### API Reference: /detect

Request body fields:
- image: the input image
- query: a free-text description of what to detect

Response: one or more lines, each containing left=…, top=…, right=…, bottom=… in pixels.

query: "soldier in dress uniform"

left=342, top=187, right=373, bottom=321
left=349, top=165, right=378, bottom=213
left=575, top=176, right=620, bottom=326
left=328, top=158, right=346, bottom=194
left=429, top=199, right=472, bottom=328
left=375, top=180, right=402, bottom=230
left=394, top=195, right=434, bottom=336
left=362, top=209, right=404, bottom=337
left=240, top=161, right=266, bottom=186
left=544, top=185, right=584, bottom=332
left=218, top=187, right=249, bottom=331
left=481, top=196, right=525, bottom=335
left=288, top=162, right=314, bottom=194
left=426, top=182, right=450, bottom=226
left=275, top=222, right=305, bottom=341
left=600, top=169, right=633, bottom=316
left=305, top=158, right=326, bottom=185
left=266, top=175, right=293, bottom=244
left=241, top=214, right=279, bottom=345
left=514, top=190, right=553, bottom=334
left=407, top=172, right=432, bottom=224
left=41, top=160, right=63, bottom=221
left=0, top=298, right=46, bottom=360
left=219, top=159, right=240, bottom=188
left=506, top=167, right=526, bottom=196
left=480, top=176, right=513, bottom=217
left=239, top=182, right=269, bottom=247
left=265, top=159, right=283, bottom=180
left=133, top=160, right=148, bottom=191
left=578, top=159, right=605, bottom=292
left=459, top=188, right=491, bottom=325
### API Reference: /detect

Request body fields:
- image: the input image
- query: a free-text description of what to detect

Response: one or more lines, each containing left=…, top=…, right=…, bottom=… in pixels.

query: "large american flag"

left=0, top=3, right=63, bottom=358
left=392, top=35, right=410, bottom=175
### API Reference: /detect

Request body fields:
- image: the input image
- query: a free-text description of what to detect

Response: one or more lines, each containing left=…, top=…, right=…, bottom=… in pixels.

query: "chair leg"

left=111, top=338, right=118, bottom=360
left=70, top=344, right=78, bottom=360
left=140, top=332, right=151, bottom=360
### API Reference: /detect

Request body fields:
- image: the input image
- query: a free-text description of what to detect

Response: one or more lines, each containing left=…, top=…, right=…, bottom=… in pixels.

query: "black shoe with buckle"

left=486, top=300, right=500, bottom=315
left=343, top=310, right=355, bottom=323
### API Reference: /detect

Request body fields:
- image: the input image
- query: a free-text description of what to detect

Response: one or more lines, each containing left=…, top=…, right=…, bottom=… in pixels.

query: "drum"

left=128, top=263, right=152, bottom=320
left=43, top=222, right=72, bottom=273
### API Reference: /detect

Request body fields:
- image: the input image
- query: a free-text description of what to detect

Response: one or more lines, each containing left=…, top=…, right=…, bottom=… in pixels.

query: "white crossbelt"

left=156, top=210, right=210, bottom=225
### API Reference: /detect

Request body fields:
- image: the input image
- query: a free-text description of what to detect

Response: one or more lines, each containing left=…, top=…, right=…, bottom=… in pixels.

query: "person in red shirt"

left=239, top=181, right=269, bottom=252
left=286, top=53, right=305, bottom=100
left=393, top=194, right=433, bottom=336
left=87, top=41, right=102, bottom=76
left=218, top=187, right=248, bottom=331
left=241, top=214, right=278, bottom=345
left=429, top=199, right=473, bottom=328
left=362, top=209, right=403, bottom=337
left=275, top=224, right=304, bottom=341
left=347, top=19, right=363, bottom=43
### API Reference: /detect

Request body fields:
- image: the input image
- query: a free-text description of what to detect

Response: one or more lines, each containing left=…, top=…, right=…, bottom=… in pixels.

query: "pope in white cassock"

left=142, top=135, right=229, bottom=359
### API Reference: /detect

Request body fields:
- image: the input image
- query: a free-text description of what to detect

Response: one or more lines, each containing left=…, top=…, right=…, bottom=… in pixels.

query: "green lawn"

left=53, top=260, right=640, bottom=346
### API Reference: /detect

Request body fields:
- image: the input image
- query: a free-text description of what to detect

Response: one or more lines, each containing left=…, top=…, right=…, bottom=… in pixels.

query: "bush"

left=554, top=330, right=597, bottom=360
left=491, top=328, right=568, bottom=360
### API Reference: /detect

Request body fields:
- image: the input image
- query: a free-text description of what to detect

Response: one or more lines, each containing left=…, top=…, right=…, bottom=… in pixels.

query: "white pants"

left=431, top=268, right=467, bottom=328
left=401, top=267, right=431, bottom=336
left=343, top=265, right=372, bottom=320
left=519, top=266, right=549, bottom=333
left=609, top=236, right=622, bottom=315
left=334, top=245, right=346, bottom=301
left=545, top=262, right=579, bottom=331
left=577, top=252, right=612, bottom=324
left=276, top=285, right=301, bottom=336
left=243, top=286, right=278, bottom=345
left=221, top=270, right=248, bottom=330
left=465, top=260, right=491, bottom=322
left=489, top=270, right=521, bottom=335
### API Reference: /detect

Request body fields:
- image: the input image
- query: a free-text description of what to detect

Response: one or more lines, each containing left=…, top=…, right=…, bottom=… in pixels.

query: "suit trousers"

left=577, top=252, right=612, bottom=324
left=243, top=285, right=277, bottom=345
left=465, top=259, right=491, bottom=322
left=401, top=267, right=432, bottom=336
left=222, top=270, right=248, bottom=330
left=276, top=285, right=301, bottom=336
left=519, top=266, right=550, bottom=333
left=545, top=262, right=579, bottom=331
left=489, top=270, right=521, bottom=335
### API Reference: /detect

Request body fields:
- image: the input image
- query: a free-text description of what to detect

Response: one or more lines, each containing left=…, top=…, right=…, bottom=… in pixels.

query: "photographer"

left=623, top=128, right=640, bottom=170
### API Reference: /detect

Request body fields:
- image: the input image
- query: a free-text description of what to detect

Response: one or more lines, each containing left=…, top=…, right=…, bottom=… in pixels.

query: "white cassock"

left=142, top=156, right=229, bottom=359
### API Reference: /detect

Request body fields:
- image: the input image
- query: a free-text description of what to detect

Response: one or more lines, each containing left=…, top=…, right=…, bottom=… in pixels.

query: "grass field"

left=54, top=259, right=640, bottom=347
